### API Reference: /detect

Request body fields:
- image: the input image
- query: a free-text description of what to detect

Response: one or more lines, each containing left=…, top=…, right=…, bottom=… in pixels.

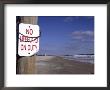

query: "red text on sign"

left=19, top=35, right=38, bottom=43
left=21, top=44, right=37, bottom=51
left=26, top=26, right=33, bottom=35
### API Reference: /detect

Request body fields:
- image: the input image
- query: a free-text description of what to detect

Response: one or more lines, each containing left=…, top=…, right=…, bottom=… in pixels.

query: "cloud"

left=64, top=16, right=73, bottom=22
left=64, top=16, right=94, bottom=23
left=85, top=16, right=94, bottom=19
left=63, top=41, right=94, bottom=55
left=72, top=31, right=94, bottom=36
left=71, top=30, right=94, bottom=41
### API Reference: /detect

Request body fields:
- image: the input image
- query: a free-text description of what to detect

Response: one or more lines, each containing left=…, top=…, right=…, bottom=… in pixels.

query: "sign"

left=18, top=23, right=40, bottom=56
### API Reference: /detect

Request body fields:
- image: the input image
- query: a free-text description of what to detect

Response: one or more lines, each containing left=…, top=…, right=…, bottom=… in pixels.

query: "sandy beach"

left=35, top=56, right=94, bottom=74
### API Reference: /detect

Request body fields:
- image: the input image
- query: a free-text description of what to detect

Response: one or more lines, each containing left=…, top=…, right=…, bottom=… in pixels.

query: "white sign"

left=18, top=23, right=40, bottom=56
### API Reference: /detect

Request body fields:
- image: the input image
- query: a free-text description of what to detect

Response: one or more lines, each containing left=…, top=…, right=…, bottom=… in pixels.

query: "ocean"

left=61, top=55, right=94, bottom=64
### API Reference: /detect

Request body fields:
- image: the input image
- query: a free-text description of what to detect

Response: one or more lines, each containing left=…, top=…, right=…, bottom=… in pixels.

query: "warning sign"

left=18, top=23, right=40, bottom=56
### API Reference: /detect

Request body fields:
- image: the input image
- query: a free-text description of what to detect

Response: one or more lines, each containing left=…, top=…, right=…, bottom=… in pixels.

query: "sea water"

left=61, top=55, right=94, bottom=64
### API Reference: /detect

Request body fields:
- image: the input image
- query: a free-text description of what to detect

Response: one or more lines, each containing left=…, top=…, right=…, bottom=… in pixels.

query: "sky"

left=37, top=16, right=94, bottom=55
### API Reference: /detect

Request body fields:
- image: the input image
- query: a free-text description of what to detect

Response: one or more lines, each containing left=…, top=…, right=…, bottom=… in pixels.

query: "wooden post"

left=17, top=16, right=38, bottom=74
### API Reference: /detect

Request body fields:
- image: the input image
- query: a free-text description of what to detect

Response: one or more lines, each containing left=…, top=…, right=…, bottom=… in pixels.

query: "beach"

left=35, top=56, right=94, bottom=74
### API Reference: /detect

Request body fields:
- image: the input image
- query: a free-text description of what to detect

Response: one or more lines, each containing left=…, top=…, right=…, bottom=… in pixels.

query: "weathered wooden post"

left=16, top=16, right=38, bottom=74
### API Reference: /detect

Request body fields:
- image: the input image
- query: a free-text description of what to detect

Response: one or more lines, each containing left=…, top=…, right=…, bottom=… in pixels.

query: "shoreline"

left=36, top=56, right=94, bottom=74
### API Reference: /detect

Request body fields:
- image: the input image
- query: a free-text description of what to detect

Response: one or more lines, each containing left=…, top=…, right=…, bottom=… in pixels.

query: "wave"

left=61, top=56, right=94, bottom=64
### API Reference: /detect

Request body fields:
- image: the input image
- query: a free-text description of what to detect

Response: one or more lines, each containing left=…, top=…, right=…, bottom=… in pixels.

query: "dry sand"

left=36, top=56, right=55, bottom=61
left=35, top=56, right=94, bottom=74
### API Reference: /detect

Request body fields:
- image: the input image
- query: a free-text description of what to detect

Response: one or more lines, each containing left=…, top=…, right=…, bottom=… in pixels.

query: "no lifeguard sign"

left=18, top=23, right=40, bottom=56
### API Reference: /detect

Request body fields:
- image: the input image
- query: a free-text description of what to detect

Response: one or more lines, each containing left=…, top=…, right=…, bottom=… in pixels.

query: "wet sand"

left=35, top=56, right=94, bottom=74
